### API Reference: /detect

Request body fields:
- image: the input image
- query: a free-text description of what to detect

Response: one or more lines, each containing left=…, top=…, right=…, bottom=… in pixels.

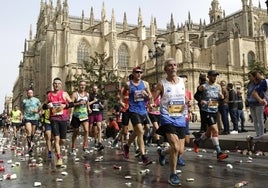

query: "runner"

left=43, top=77, right=73, bottom=166
left=21, top=89, right=41, bottom=155
left=11, top=105, right=23, bottom=141
left=70, top=80, right=90, bottom=155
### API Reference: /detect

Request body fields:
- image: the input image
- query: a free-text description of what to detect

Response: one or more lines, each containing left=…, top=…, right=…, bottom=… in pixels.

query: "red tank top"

left=47, top=90, right=69, bottom=120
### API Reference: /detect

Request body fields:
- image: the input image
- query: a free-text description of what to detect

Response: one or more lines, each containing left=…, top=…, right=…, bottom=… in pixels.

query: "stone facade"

left=12, top=0, right=268, bottom=113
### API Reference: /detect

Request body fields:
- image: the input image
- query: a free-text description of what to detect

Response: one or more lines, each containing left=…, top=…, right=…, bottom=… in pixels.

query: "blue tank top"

left=201, top=83, right=220, bottom=113
left=128, top=80, right=147, bottom=115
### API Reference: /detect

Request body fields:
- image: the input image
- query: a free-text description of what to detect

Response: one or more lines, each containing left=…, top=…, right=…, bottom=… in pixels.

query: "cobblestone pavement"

left=0, top=130, right=268, bottom=188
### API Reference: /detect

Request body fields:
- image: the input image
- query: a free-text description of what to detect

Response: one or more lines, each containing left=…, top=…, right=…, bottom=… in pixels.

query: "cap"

left=132, top=66, right=143, bottom=72
left=207, top=70, right=219, bottom=76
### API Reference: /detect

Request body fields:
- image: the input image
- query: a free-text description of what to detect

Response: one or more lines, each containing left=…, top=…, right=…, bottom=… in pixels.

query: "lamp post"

left=148, top=41, right=165, bottom=83
left=29, top=80, right=34, bottom=90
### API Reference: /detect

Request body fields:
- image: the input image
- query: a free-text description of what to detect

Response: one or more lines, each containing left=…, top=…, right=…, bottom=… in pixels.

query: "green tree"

left=71, top=52, right=121, bottom=110
left=248, top=61, right=268, bottom=75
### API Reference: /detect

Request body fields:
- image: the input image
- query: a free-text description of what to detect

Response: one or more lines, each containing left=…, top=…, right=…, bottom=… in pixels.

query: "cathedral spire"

left=154, top=17, right=157, bottom=31
left=241, top=0, right=248, bottom=11
left=101, top=1, right=106, bottom=21
left=89, top=7, right=94, bottom=26
left=111, top=8, right=116, bottom=32
left=170, top=13, right=175, bottom=32
left=56, top=0, right=61, bottom=11
left=138, top=7, right=143, bottom=26
left=123, top=12, right=128, bottom=31
left=188, top=11, right=191, bottom=22
left=81, top=10, right=85, bottom=30
left=150, top=16, right=156, bottom=37
left=40, top=0, right=45, bottom=11
left=63, top=0, right=69, bottom=23
left=29, top=24, right=32, bottom=40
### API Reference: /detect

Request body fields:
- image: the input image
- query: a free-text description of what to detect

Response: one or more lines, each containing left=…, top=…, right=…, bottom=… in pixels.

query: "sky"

left=0, top=0, right=266, bottom=112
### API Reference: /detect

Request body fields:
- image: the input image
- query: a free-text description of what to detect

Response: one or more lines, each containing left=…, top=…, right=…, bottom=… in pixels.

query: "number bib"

left=78, top=114, right=88, bottom=121
left=208, top=100, right=218, bottom=108
left=51, top=103, right=63, bottom=115
left=168, top=100, right=184, bottom=117
left=134, top=90, right=144, bottom=102
left=92, top=104, right=100, bottom=112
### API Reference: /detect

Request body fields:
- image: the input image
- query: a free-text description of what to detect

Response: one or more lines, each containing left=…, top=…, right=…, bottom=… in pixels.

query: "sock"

left=215, top=145, right=222, bottom=154
left=71, top=143, right=75, bottom=149
left=57, top=153, right=61, bottom=159
left=211, top=136, right=219, bottom=145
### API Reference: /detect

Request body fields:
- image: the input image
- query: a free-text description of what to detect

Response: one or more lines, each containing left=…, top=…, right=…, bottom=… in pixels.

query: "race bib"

left=92, top=104, right=100, bottom=111
left=168, top=100, right=184, bottom=116
left=79, top=115, right=88, bottom=121
left=208, top=100, right=218, bottom=108
left=51, top=103, right=63, bottom=115
left=134, top=90, right=144, bottom=102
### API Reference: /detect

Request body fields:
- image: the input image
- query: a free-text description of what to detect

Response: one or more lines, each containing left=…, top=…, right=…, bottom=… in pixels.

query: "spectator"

left=237, top=89, right=247, bottom=132
left=218, top=80, right=230, bottom=135
left=106, top=117, right=119, bottom=139
left=227, top=83, right=239, bottom=134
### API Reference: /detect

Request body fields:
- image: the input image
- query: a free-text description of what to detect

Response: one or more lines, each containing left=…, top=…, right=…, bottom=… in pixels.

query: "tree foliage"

left=248, top=61, right=267, bottom=75
left=70, top=52, right=121, bottom=110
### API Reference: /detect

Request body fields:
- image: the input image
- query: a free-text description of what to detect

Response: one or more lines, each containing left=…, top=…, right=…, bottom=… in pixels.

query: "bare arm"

left=143, top=81, right=153, bottom=104
left=120, top=81, right=130, bottom=108
left=153, top=82, right=163, bottom=101
left=252, top=90, right=267, bottom=106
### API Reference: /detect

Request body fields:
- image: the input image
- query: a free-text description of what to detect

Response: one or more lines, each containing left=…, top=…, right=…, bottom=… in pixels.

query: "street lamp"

left=148, top=41, right=165, bottom=83
left=29, top=80, right=34, bottom=90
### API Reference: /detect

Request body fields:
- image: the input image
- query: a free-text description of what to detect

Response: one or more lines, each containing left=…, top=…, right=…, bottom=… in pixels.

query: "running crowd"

left=1, top=58, right=268, bottom=186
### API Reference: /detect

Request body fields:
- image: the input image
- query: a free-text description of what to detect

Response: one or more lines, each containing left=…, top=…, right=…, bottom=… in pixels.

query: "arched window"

left=118, top=44, right=129, bottom=68
left=77, top=41, right=90, bottom=64
left=247, top=51, right=255, bottom=67
left=262, top=24, right=268, bottom=37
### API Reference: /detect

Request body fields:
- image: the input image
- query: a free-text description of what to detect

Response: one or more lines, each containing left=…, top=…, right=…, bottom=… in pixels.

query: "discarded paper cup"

left=34, top=182, right=42, bottom=187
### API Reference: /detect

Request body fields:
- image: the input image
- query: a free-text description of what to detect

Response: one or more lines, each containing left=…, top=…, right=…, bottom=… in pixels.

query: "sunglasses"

left=135, top=71, right=143, bottom=74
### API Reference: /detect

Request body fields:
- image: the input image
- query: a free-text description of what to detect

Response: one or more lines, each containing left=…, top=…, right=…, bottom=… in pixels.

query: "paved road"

left=0, top=130, right=267, bottom=188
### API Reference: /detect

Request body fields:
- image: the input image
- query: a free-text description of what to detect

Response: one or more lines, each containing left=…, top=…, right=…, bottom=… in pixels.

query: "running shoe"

left=157, top=147, right=166, bottom=166
left=217, top=152, right=228, bottom=161
left=97, top=143, right=104, bottom=151
left=70, top=148, right=77, bottom=156
left=193, top=139, right=200, bottom=153
left=112, top=138, right=119, bottom=148
left=142, top=156, right=152, bottom=166
left=168, top=173, right=181, bottom=186
left=56, top=158, right=63, bottom=167
left=83, top=148, right=90, bottom=154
